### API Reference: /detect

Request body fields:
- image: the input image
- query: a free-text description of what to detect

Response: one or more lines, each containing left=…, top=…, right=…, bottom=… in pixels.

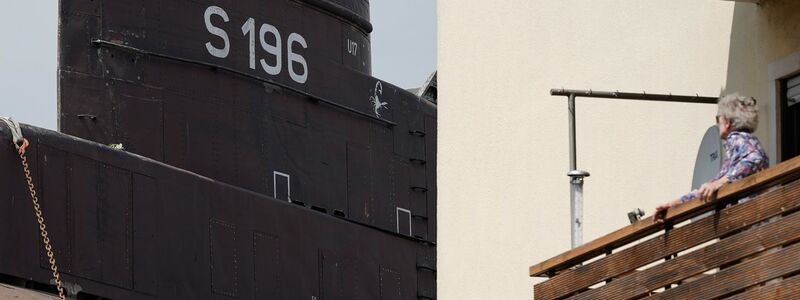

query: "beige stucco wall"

left=438, top=1, right=757, bottom=299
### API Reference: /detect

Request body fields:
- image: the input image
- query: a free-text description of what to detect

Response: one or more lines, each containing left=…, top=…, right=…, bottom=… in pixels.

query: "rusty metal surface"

left=0, top=125, right=435, bottom=299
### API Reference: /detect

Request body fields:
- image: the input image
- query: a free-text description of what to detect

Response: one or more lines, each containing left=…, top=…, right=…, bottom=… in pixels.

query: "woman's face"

left=717, top=115, right=731, bottom=139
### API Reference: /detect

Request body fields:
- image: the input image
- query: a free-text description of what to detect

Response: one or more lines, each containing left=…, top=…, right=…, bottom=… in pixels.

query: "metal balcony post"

left=567, top=93, right=590, bottom=249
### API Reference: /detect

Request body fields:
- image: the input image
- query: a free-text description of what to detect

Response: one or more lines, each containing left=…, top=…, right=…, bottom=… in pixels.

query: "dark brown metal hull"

left=58, top=0, right=436, bottom=242
left=0, top=125, right=435, bottom=299
left=0, top=0, right=436, bottom=298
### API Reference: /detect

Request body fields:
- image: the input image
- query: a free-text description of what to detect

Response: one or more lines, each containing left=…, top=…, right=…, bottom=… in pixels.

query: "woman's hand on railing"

left=652, top=199, right=681, bottom=223
left=698, top=177, right=730, bottom=202
left=653, top=177, right=732, bottom=223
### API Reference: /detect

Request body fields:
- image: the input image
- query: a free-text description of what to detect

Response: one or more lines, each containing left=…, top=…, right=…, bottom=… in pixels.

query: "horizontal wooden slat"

left=534, top=179, right=800, bottom=300
left=567, top=207, right=800, bottom=300
left=530, top=155, right=800, bottom=277
left=645, top=242, right=800, bottom=300
left=724, top=274, right=800, bottom=300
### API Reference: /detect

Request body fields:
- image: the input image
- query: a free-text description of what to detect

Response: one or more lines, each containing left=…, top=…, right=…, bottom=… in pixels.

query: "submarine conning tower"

left=58, top=0, right=437, bottom=246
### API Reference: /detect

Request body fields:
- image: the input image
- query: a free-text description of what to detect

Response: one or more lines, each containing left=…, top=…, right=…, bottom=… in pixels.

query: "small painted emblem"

left=370, top=81, right=388, bottom=117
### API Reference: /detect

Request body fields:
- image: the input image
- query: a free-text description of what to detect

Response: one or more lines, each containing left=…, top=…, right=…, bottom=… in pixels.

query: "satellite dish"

left=691, top=125, right=725, bottom=190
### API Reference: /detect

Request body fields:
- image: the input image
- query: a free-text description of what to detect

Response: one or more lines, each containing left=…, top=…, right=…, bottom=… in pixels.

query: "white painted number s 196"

left=204, top=6, right=309, bottom=84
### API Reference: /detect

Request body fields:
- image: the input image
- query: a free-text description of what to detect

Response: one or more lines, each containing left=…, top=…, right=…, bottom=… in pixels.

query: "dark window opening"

left=396, top=208, right=411, bottom=236
left=781, top=74, right=800, bottom=162
left=273, top=171, right=290, bottom=202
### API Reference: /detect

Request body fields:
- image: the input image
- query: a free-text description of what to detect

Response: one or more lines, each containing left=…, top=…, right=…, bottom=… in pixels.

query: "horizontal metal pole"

left=551, top=88, right=718, bottom=104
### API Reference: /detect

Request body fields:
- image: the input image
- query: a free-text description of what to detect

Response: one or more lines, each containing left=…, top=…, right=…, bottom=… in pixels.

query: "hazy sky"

left=371, top=0, right=438, bottom=89
left=0, top=1, right=436, bottom=130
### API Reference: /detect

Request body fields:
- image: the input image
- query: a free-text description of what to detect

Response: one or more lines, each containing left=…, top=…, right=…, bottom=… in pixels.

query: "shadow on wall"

left=725, top=0, right=800, bottom=163
left=723, top=2, right=771, bottom=160
left=723, top=2, right=759, bottom=99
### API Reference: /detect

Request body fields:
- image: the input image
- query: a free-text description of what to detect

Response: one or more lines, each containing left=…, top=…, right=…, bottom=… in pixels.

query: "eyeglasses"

left=715, top=115, right=720, bottom=124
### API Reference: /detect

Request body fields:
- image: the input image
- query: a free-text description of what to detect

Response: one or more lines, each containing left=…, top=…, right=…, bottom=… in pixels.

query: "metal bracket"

left=0, top=117, right=25, bottom=149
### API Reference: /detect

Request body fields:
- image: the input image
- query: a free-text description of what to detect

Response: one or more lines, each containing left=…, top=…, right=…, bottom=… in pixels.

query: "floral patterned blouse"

left=680, top=131, right=769, bottom=203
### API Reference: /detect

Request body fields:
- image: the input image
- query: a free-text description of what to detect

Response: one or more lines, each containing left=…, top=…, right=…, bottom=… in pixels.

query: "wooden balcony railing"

left=530, top=155, right=800, bottom=300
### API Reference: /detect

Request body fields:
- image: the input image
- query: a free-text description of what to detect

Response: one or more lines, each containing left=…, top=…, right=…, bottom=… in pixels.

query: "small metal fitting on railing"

left=627, top=208, right=645, bottom=224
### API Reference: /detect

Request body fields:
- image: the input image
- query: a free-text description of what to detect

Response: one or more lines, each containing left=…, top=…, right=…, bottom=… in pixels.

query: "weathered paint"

left=0, top=0, right=436, bottom=298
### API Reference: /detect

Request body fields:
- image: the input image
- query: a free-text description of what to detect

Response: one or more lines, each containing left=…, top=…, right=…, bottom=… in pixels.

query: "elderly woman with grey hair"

left=653, top=93, right=769, bottom=222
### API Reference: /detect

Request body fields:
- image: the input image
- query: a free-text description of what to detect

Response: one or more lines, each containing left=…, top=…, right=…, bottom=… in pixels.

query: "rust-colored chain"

left=17, top=139, right=66, bottom=300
